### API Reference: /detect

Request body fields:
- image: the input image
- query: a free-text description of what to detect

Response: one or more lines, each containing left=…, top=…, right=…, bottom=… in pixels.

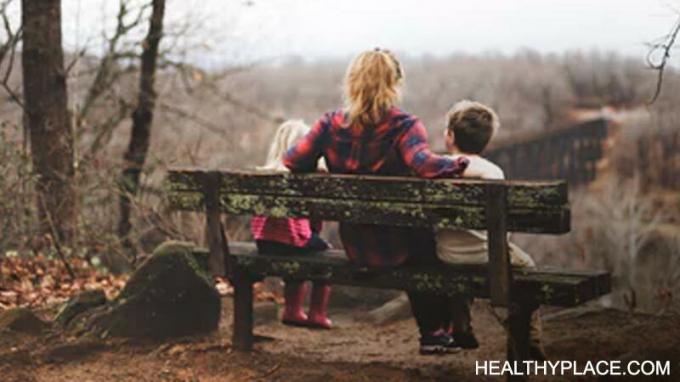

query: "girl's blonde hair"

left=258, top=119, right=310, bottom=172
left=344, top=49, right=404, bottom=129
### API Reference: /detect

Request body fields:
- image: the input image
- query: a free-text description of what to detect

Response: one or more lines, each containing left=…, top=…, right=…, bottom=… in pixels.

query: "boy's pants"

left=441, top=242, right=542, bottom=344
left=408, top=234, right=542, bottom=344
left=408, top=291, right=543, bottom=345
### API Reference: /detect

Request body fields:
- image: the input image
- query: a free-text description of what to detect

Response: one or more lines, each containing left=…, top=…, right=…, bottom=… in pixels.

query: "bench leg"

left=232, top=272, right=254, bottom=351
left=507, top=299, right=540, bottom=381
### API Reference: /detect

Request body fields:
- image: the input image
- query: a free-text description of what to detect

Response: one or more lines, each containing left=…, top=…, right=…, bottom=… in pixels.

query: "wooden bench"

left=165, top=168, right=611, bottom=364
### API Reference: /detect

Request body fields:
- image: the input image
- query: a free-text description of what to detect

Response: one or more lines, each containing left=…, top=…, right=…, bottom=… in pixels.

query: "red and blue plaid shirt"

left=284, top=107, right=468, bottom=267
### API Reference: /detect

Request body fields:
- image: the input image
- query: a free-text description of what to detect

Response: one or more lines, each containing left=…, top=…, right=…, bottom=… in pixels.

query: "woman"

left=284, top=48, right=468, bottom=354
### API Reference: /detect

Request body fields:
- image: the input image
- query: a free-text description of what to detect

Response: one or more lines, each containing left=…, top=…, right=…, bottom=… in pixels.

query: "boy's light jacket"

left=436, top=154, right=535, bottom=267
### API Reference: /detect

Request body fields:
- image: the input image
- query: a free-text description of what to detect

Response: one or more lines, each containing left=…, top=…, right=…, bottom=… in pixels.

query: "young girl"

left=250, top=120, right=333, bottom=329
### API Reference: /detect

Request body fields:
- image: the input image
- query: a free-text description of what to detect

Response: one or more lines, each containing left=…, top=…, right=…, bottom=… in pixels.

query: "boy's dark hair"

left=446, top=100, right=499, bottom=154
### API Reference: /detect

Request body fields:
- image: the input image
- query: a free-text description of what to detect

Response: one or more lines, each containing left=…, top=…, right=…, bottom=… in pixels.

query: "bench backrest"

left=165, top=168, right=570, bottom=234
left=166, top=167, right=571, bottom=307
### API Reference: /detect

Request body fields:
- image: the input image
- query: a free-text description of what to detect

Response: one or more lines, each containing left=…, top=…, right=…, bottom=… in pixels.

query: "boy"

left=437, top=100, right=544, bottom=359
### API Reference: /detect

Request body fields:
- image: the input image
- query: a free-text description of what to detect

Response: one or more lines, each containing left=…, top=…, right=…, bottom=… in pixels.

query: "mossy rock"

left=55, top=289, right=107, bottom=328
left=71, top=241, right=221, bottom=339
left=0, top=308, right=49, bottom=335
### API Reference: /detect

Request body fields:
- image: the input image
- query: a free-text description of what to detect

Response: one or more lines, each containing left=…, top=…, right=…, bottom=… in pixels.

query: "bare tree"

left=582, top=177, right=662, bottom=312
left=21, top=0, right=76, bottom=244
left=118, top=0, right=165, bottom=255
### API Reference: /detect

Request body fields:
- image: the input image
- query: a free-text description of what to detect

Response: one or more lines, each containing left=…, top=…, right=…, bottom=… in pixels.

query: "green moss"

left=223, top=194, right=254, bottom=211
left=410, top=273, right=445, bottom=291
left=508, top=186, right=563, bottom=208
left=131, top=240, right=212, bottom=290
left=167, top=191, right=204, bottom=210
left=271, top=261, right=301, bottom=275
left=541, top=284, right=554, bottom=303
left=448, top=276, right=471, bottom=294
left=270, top=206, right=289, bottom=218
left=235, top=255, right=255, bottom=267
left=435, top=207, right=484, bottom=229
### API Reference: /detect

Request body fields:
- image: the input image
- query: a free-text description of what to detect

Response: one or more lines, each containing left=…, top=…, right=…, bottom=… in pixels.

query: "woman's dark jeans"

left=404, top=228, right=463, bottom=336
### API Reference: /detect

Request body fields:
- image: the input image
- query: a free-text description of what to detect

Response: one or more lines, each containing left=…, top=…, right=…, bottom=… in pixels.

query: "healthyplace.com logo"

left=476, top=360, right=671, bottom=377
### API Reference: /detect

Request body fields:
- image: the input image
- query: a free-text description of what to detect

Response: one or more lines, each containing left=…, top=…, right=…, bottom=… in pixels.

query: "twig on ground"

left=42, top=202, right=76, bottom=280
left=257, top=363, right=281, bottom=380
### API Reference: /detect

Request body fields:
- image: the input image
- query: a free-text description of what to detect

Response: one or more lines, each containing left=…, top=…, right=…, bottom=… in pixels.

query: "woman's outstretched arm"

left=283, top=115, right=328, bottom=173
left=398, top=118, right=468, bottom=178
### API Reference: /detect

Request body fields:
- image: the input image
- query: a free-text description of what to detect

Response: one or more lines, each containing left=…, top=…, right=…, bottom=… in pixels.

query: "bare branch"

left=647, top=15, right=680, bottom=104
left=88, top=96, right=135, bottom=155
left=79, top=0, right=150, bottom=121
left=1, top=28, right=22, bottom=107
left=157, top=100, right=234, bottom=138
left=65, top=45, right=89, bottom=75
left=0, top=0, right=23, bottom=108
left=218, top=89, right=283, bottom=124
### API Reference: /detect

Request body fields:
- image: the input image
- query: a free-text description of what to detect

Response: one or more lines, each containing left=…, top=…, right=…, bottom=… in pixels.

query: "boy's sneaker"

left=419, top=330, right=461, bottom=355
left=451, top=330, right=480, bottom=349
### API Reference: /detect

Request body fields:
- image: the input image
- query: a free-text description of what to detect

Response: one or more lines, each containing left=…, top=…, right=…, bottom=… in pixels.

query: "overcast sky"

left=43, top=0, right=680, bottom=65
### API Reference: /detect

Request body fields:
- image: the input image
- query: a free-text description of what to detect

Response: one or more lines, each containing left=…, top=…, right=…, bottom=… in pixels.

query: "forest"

left=1, top=0, right=680, bottom=381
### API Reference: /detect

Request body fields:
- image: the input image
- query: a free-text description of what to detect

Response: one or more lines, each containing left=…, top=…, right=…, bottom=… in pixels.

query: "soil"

left=1, top=298, right=679, bottom=381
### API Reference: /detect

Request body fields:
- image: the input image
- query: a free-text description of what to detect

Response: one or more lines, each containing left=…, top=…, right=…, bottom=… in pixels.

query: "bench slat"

left=166, top=168, right=568, bottom=208
left=168, top=191, right=570, bottom=233
left=220, top=243, right=610, bottom=307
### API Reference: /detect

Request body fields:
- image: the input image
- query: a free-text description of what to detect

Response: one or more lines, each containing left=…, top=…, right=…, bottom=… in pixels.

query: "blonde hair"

left=344, top=49, right=404, bottom=128
left=446, top=100, right=500, bottom=154
left=258, top=119, right=310, bottom=172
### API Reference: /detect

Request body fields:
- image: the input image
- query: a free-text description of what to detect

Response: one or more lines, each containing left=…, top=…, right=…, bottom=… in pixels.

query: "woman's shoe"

left=281, top=281, right=308, bottom=326
left=306, top=284, right=332, bottom=329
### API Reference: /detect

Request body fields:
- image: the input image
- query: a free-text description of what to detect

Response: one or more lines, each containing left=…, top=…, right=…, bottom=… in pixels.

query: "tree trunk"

left=118, top=0, right=166, bottom=254
left=21, top=0, right=76, bottom=245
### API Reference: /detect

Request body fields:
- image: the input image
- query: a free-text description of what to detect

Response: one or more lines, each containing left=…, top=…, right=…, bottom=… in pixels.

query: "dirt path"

left=2, top=299, right=679, bottom=381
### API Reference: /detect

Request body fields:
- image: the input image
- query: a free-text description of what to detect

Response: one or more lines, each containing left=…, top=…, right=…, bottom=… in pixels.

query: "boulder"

left=69, top=241, right=221, bottom=339
left=0, top=308, right=49, bottom=335
left=329, top=285, right=401, bottom=308
left=365, top=293, right=412, bottom=325
left=55, top=289, right=107, bottom=328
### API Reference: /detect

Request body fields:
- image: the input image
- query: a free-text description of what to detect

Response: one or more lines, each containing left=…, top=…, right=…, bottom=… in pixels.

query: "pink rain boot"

left=306, top=283, right=332, bottom=329
left=282, top=281, right=308, bottom=327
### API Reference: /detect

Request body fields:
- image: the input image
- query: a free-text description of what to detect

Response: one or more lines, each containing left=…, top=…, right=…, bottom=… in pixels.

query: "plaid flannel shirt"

left=284, top=107, right=468, bottom=267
